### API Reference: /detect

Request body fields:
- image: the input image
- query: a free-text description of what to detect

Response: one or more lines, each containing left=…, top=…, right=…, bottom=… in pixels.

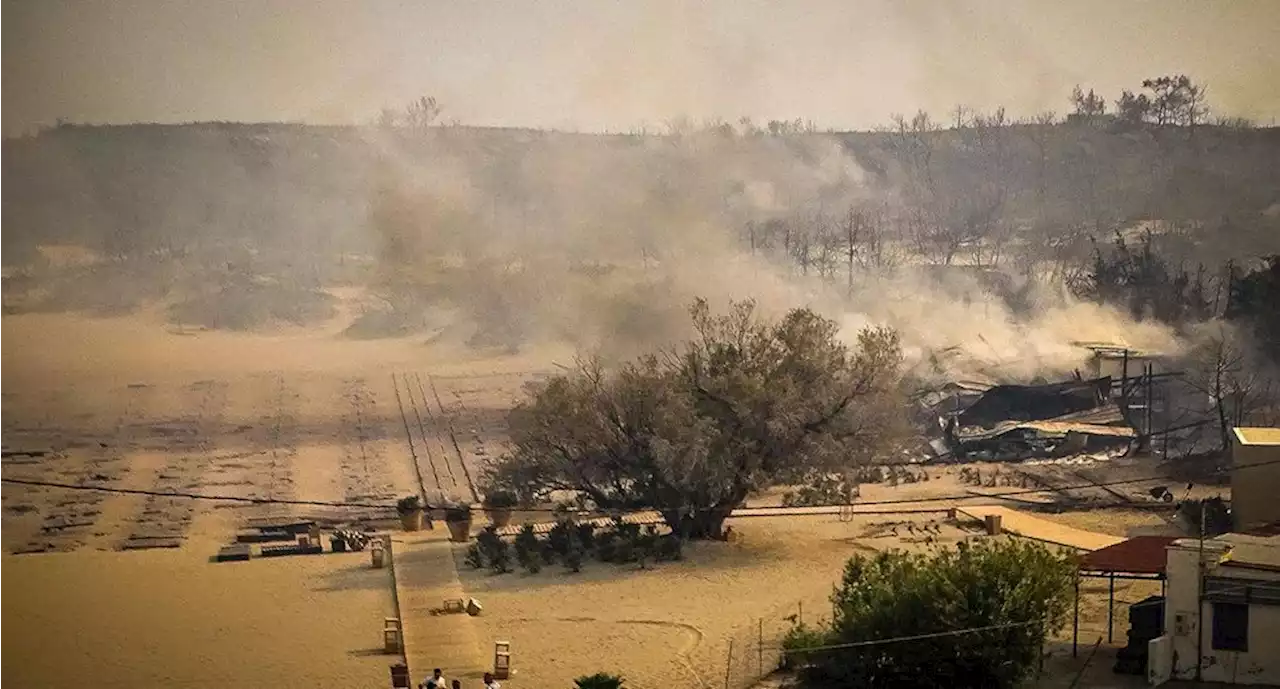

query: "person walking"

left=482, top=672, right=500, bottom=689
left=420, top=668, right=446, bottom=689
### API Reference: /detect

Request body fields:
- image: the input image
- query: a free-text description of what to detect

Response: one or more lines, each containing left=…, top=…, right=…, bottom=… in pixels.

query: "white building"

left=1151, top=533, right=1280, bottom=685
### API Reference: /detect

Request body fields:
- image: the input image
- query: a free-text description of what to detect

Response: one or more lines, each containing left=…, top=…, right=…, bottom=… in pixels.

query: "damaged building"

left=916, top=342, right=1182, bottom=463
left=941, top=376, right=1136, bottom=461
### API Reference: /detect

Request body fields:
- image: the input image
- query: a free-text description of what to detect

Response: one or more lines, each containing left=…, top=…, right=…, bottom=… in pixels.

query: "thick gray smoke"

left=360, top=127, right=1180, bottom=381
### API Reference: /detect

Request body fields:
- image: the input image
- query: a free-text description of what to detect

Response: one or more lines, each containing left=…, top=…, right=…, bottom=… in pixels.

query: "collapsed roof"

left=923, top=375, right=1136, bottom=462
left=956, top=377, right=1113, bottom=428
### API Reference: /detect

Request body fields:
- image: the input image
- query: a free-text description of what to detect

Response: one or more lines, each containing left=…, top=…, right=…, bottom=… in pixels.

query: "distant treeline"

left=5, top=119, right=1277, bottom=274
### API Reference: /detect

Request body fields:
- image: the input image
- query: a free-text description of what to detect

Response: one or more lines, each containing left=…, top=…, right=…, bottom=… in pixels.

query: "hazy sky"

left=4, top=0, right=1279, bottom=136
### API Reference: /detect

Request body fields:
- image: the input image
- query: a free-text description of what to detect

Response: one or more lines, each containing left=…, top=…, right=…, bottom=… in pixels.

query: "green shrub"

left=782, top=473, right=859, bottom=507
left=596, top=530, right=618, bottom=562
left=781, top=622, right=830, bottom=670
left=574, top=672, right=625, bottom=689
left=476, top=526, right=511, bottom=574
left=576, top=522, right=597, bottom=550
left=482, top=490, right=519, bottom=509
left=514, top=524, right=542, bottom=574
left=548, top=518, right=573, bottom=557
left=488, top=539, right=511, bottom=574
left=565, top=542, right=585, bottom=573
left=464, top=543, right=484, bottom=569
left=444, top=503, right=472, bottom=522
left=655, top=534, right=684, bottom=561
left=635, top=525, right=659, bottom=569
left=792, top=539, right=1075, bottom=688
left=396, top=495, right=422, bottom=515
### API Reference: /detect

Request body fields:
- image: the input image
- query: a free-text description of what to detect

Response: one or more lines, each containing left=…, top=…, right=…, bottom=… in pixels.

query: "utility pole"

left=1195, top=506, right=1206, bottom=683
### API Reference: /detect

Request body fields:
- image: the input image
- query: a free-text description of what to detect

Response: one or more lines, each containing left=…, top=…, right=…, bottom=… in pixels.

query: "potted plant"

left=482, top=490, right=518, bottom=528
left=444, top=503, right=474, bottom=542
left=396, top=495, right=423, bottom=532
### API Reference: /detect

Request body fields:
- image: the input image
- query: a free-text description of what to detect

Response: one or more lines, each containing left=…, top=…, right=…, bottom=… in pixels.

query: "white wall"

left=1162, top=541, right=1280, bottom=685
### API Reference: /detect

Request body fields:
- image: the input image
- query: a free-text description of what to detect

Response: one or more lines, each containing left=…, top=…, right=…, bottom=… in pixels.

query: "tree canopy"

left=485, top=298, right=906, bottom=538
left=784, top=538, right=1076, bottom=689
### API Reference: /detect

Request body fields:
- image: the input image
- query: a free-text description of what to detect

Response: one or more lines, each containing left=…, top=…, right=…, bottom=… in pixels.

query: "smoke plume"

left=362, top=126, right=1181, bottom=381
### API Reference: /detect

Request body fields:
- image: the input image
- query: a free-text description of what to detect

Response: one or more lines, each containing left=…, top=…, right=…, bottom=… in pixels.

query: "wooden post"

left=1146, top=363, right=1155, bottom=446
left=724, top=639, right=734, bottom=689
left=798, top=601, right=803, bottom=626
left=1073, top=577, right=1080, bottom=658
left=1107, top=573, right=1115, bottom=644
left=758, top=618, right=764, bottom=677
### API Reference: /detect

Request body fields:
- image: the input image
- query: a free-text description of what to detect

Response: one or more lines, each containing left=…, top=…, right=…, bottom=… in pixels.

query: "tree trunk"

left=661, top=505, right=737, bottom=540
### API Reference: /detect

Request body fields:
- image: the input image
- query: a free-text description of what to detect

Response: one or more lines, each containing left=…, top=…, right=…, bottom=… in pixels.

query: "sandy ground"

left=2, top=547, right=397, bottom=689
left=1, top=312, right=549, bottom=554
left=451, top=509, right=1175, bottom=689
left=2, top=311, right=546, bottom=688
left=1, top=311, right=1217, bottom=689
left=454, top=513, right=960, bottom=689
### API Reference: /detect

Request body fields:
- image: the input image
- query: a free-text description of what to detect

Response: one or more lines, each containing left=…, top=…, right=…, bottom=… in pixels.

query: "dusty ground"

left=452, top=504, right=1185, bottom=689
left=455, top=512, right=977, bottom=689
left=2, top=310, right=1216, bottom=689
left=2, top=546, right=398, bottom=689
left=1, top=311, right=550, bottom=688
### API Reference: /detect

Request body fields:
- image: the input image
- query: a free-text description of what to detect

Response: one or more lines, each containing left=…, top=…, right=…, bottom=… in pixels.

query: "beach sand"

left=2, top=547, right=397, bottom=689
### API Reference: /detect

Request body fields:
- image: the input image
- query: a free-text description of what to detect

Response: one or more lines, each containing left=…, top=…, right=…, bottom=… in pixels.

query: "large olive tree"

left=486, top=298, right=905, bottom=538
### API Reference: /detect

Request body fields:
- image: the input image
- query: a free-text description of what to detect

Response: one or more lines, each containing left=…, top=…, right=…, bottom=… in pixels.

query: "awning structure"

left=1079, top=535, right=1177, bottom=576
left=1072, top=536, right=1177, bottom=655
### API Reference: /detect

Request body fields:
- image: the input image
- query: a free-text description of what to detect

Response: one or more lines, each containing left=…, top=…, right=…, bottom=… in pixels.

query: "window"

left=1211, top=602, right=1248, bottom=652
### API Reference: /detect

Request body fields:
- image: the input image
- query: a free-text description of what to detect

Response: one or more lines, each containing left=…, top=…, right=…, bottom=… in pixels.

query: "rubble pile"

left=918, top=374, right=1139, bottom=464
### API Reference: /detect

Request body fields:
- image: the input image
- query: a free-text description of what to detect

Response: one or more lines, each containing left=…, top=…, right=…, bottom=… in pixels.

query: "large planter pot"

left=485, top=508, right=513, bottom=528
left=399, top=509, right=423, bottom=532
left=446, top=516, right=473, bottom=542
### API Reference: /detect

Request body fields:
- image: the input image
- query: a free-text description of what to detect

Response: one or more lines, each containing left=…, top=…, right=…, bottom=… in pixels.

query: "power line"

left=773, top=620, right=1041, bottom=653
left=4, top=454, right=1275, bottom=515
left=0, top=478, right=394, bottom=510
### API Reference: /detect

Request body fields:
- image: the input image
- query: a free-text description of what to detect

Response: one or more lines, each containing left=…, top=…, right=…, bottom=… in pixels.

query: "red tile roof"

left=1078, top=535, right=1178, bottom=575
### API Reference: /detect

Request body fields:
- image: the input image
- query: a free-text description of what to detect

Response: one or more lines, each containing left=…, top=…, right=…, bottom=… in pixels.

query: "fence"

left=719, top=598, right=820, bottom=689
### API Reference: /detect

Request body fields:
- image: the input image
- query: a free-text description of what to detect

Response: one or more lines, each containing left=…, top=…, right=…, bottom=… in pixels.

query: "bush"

left=781, top=623, right=830, bottom=670
left=488, top=540, right=511, bottom=574
left=464, top=543, right=485, bottom=569
left=576, top=522, right=597, bottom=550
left=514, top=524, right=542, bottom=574
left=444, top=504, right=473, bottom=522
left=612, top=524, right=638, bottom=563
left=476, top=526, right=511, bottom=574
left=396, top=495, right=422, bottom=515
left=636, top=525, right=659, bottom=569
left=655, top=534, right=684, bottom=562
left=782, top=473, right=860, bottom=507
left=565, top=542, right=585, bottom=573
left=574, top=673, right=625, bottom=689
left=548, top=518, right=573, bottom=558
left=596, top=530, right=619, bottom=563
left=791, top=538, right=1075, bottom=688
left=482, top=490, right=519, bottom=509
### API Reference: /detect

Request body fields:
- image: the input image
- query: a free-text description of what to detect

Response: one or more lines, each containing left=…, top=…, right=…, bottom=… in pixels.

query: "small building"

left=1232, top=428, right=1280, bottom=533
left=1072, top=342, right=1167, bottom=381
left=1152, top=533, right=1280, bottom=685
